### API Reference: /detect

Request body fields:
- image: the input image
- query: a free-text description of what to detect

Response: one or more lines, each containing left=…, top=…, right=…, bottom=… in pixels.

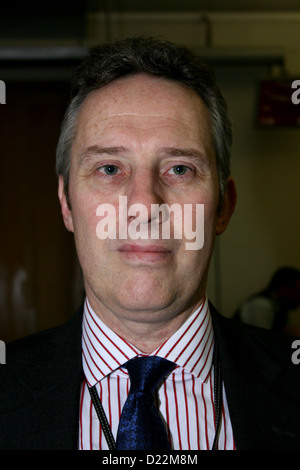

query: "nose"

left=125, top=168, right=166, bottom=226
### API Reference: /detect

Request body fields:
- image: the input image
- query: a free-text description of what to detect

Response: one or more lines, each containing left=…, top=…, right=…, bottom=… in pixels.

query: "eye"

left=169, top=165, right=191, bottom=176
left=97, top=164, right=119, bottom=175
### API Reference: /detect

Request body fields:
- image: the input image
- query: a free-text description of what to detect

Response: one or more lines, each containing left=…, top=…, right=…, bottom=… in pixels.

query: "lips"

left=117, top=243, right=172, bottom=262
left=118, top=244, right=171, bottom=253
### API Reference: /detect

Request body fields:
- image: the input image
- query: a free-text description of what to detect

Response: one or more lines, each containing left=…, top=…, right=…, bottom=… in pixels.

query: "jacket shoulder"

left=211, top=306, right=300, bottom=449
left=0, top=308, right=83, bottom=411
left=212, top=307, right=297, bottom=365
left=0, top=309, right=83, bottom=449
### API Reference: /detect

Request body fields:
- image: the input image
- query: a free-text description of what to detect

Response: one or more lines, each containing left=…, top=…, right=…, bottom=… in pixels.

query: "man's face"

left=59, top=74, right=235, bottom=336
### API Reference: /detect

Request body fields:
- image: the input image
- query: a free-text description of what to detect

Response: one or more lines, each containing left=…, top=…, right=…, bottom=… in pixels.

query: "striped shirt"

left=79, top=297, right=236, bottom=450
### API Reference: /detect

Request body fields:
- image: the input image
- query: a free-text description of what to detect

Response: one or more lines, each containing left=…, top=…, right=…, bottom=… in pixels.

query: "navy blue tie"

left=115, top=356, right=175, bottom=450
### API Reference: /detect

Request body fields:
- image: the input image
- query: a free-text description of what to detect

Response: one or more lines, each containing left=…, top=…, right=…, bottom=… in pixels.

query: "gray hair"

left=56, top=37, right=232, bottom=207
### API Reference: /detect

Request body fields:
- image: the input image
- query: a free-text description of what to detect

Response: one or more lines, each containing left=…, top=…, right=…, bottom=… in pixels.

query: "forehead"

left=75, top=74, right=212, bottom=140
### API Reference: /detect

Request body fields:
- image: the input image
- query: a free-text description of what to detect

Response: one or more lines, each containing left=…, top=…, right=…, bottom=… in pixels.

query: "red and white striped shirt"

left=79, top=297, right=236, bottom=450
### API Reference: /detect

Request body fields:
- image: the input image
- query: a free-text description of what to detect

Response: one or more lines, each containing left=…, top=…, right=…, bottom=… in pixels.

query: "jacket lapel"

left=40, top=308, right=83, bottom=449
left=211, top=305, right=300, bottom=450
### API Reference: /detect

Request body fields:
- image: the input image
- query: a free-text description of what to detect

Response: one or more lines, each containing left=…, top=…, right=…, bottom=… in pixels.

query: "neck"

left=86, top=296, right=204, bottom=353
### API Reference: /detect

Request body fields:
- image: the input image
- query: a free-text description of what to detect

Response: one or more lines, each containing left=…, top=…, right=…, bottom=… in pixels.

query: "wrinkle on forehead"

left=74, top=74, right=214, bottom=155
left=92, top=113, right=193, bottom=131
left=79, top=74, right=209, bottom=125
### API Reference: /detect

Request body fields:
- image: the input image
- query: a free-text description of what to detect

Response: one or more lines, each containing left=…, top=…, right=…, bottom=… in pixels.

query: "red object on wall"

left=258, top=80, right=300, bottom=127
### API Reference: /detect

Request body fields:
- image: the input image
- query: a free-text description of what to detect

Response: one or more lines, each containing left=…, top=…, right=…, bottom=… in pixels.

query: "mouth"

left=117, top=243, right=172, bottom=263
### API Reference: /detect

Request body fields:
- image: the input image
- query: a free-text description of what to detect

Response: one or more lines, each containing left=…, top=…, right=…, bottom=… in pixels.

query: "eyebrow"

left=160, top=146, right=211, bottom=170
left=79, top=145, right=209, bottom=167
left=159, top=147, right=207, bottom=160
left=79, top=145, right=128, bottom=166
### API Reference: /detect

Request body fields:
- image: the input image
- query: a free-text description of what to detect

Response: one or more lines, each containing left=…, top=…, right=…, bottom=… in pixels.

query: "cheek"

left=204, top=199, right=218, bottom=231
left=188, top=191, right=218, bottom=233
left=70, top=191, right=100, bottom=242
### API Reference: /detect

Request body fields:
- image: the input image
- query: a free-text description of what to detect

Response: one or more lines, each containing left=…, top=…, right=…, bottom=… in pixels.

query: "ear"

left=216, top=177, right=237, bottom=236
left=58, top=175, right=74, bottom=233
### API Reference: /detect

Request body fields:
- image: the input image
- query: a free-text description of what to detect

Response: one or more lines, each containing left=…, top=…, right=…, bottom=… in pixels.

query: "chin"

left=117, top=285, right=175, bottom=315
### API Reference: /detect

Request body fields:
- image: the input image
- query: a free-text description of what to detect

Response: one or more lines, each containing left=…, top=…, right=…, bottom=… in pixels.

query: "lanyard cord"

left=212, top=342, right=223, bottom=451
left=88, top=384, right=116, bottom=450
left=88, top=343, right=223, bottom=451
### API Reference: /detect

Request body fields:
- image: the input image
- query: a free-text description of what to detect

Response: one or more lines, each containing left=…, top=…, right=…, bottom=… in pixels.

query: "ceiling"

left=3, top=0, right=300, bottom=16
left=88, top=0, right=300, bottom=12
left=2, top=0, right=300, bottom=44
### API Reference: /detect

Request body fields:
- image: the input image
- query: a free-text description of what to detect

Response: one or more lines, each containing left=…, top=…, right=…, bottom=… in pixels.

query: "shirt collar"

left=82, top=296, right=214, bottom=387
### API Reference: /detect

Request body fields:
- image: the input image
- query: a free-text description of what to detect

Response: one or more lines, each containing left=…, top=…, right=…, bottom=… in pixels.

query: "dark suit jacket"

left=0, top=305, right=299, bottom=450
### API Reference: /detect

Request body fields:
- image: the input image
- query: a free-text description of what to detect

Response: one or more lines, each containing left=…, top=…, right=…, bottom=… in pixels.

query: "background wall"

left=1, top=1, right=300, bottom=341
left=210, top=65, right=300, bottom=323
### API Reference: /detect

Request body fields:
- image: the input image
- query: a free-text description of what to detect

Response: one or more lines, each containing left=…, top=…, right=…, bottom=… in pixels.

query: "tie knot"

left=125, top=356, right=175, bottom=394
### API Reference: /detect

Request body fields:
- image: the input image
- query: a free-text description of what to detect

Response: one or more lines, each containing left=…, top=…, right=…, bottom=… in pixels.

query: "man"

left=0, top=37, right=299, bottom=451
left=235, top=267, right=300, bottom=331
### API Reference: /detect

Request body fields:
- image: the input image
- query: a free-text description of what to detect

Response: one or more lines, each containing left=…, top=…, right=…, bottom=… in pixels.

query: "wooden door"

left=0, top=81, right=83, bottom=343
